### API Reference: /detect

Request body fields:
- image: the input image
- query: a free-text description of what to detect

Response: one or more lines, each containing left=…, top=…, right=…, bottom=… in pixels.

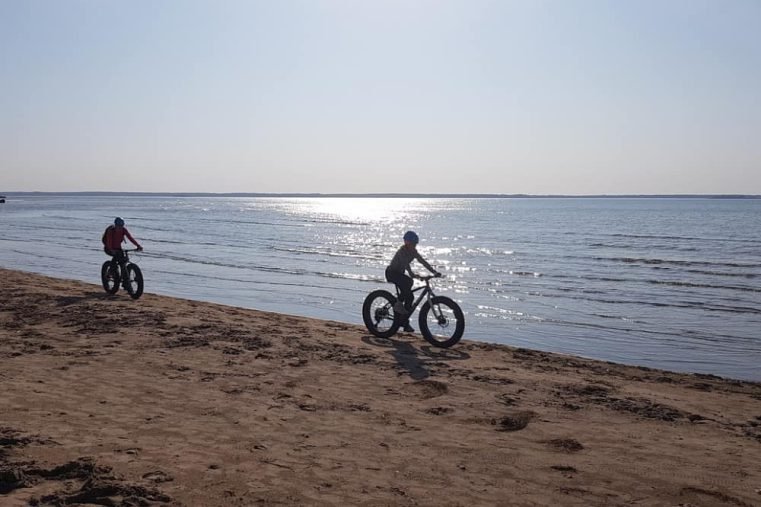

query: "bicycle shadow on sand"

left=361, top=334, right=470, bottom=381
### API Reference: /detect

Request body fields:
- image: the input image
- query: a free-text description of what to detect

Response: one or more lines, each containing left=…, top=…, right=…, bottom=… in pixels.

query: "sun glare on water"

left=290, top=198, right=417, bottom=224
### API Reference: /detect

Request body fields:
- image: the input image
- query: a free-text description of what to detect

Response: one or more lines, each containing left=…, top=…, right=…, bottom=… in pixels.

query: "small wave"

left=591, top=313, right=647, bottom=323
left=447, top=265, right=476, bottom=273
left=532, top=289, right=761, bottom=315
left=596, top=263, right=759, bottom=278
left=682, top=301, right=761, bottom=315
left=298, top=217, right=368, bottom=227
left=9, top=224, right=66, bottom=233
left=597, top=256, right=761, bottom=269
left=474, top=307, right=544, bottom=322
left=485, top=268, right=541, bottom=277
left=682, top=268, right=757, bottom=279
left=549, top=273, right=760, bottom=293
left=323, top=272, right=383, bottom=282
left=144, top=238, right=194, bottom=245
left=608, top=232, right=761, bottom=245
left=589, top=242, right=700, bottom=252
left=541, top=315, right=756, bottom=345
left=477, top=304, right=507, bottom=313
left=270, top=246, right=386, bottom=261
left=646, top=279, right=761, bottom=293
left=464, top=248, right=514, bottom=256
left=510, top=271, right=541, bottom=277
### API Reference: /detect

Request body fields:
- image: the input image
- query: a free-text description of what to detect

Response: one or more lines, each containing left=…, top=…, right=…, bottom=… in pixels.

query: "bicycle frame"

left=396, top=276, right=437, bottom=314
left=116, top=248, right=140, bottom=266
left=108, top=249, right=139, bottom=283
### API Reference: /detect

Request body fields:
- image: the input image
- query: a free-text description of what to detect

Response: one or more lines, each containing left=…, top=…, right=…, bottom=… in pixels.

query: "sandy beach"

left=1, top=267, right=760, bottom=506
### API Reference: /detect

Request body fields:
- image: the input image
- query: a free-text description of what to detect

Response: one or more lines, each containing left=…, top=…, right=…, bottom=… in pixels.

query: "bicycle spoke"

left=424, top=302, right=460, bottom=341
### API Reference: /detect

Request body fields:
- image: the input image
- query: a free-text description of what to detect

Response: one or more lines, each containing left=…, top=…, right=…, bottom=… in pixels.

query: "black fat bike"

left=362, top=275, right=465, bottom=348
left=101, top=249, right=144, bottom=299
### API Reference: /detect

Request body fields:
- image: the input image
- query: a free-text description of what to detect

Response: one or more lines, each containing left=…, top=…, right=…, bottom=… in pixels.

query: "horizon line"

left=1, top=191, right=760, bottom=199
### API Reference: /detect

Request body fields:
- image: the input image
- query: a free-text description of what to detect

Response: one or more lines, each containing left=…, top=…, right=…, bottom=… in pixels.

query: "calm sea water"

left=2, top=195, right=760, bottom=381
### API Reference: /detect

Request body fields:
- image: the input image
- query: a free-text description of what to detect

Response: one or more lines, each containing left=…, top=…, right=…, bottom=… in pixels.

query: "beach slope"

left=2, top=268, right=760, bottom=506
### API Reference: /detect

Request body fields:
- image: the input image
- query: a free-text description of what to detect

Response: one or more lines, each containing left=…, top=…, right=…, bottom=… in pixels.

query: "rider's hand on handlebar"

left=434, top=271, right=442, bottom=278
left=137, top=246, right=143, bottom=252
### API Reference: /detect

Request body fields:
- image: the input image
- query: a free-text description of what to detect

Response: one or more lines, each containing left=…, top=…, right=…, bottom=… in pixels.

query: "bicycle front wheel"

left=362, top=290, right=400, bottom=339
left=419, top=296, right=465, bottom=348
left=124, top=263, right=144, bottom=299
left=101, top=261, right=119, bottom=294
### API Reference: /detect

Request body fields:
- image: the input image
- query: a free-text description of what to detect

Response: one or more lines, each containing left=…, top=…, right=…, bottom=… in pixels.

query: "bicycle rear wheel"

left=101, top=261, right=119, bottom=294
left=362, top=290, right=400, bottom=338
left=419, top=296, right=465, bottom=348
left=124, top=263, right=144, bottom=299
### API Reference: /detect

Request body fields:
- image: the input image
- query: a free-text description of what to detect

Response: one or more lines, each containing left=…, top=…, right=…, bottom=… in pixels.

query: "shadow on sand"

left=361, top=334, right=470, bottom=381
left=55, top=292, right=114, bottom=306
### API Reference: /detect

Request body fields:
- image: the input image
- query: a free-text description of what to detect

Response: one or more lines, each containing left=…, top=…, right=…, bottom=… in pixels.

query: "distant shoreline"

left=2, top=191, right=760, bottom=199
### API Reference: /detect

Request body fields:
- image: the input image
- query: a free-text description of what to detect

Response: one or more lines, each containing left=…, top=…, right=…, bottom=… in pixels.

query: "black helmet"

left=403, top=231, right=419, bottom=244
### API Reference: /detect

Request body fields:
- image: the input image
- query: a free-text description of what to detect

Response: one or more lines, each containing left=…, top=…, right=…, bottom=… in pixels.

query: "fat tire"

left=419, top=296, right=465, bottom=348
left=362, top=290, right=401, bottom=338
left=101, top=260, right=119, bottom=294
left=125, top=264, right=144, bottom=299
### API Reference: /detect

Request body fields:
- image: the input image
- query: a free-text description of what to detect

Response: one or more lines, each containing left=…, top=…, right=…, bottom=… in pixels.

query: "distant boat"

left=0, top=196, right=5, bottom=203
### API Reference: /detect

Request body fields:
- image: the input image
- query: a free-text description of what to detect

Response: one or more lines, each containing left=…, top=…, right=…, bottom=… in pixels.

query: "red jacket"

left=103, top=225, right=141, bottom=251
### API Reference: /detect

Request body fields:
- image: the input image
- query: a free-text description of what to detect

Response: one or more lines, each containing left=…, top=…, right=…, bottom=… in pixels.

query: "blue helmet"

left=114, top=217, right=125, bottom=226
left=403, top=230, right=419, bottom=244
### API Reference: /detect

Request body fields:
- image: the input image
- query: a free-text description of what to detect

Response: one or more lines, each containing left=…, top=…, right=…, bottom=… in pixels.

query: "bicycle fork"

left=427, top=292, right=449, bottom=327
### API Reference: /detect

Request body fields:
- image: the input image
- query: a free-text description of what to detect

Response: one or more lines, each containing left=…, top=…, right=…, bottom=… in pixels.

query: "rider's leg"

left=385, top=270, right=413, bottom=311
left=114, top=250, right=128, bottom=285
left=385, top=269, right=415, bottom=331
left=396, top=279, right=415, bottom=332
left=399, top=278, right=413, bottom=312
left=106, top=249, right=120, bottom=271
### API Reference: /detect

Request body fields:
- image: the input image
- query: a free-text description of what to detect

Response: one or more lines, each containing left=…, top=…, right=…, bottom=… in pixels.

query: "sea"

left=1, top=194, right=760, bottom=381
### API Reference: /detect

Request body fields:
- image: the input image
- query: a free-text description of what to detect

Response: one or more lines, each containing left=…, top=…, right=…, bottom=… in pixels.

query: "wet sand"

left=2, top=268, right=760, bottom=506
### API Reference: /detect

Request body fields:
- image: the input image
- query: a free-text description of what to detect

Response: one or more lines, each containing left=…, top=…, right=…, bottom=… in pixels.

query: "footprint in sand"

left=551, top=465, right=578, bottom=473
left=546, top=438, right=584, bottom=452
left=425, top=406, right=453, bottom=416
left=496, top=393, right=519, bottom=406
left=494, top=411, right=535, bottom=431
left=142, top=470, right=173, bottom=483
left=680, top=486, right=750, bottom=506
left=406, top=380, right=449, bottom=399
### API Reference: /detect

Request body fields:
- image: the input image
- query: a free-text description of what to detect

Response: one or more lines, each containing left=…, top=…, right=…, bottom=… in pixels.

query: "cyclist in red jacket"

left=102, top=217, right=143, bottom=282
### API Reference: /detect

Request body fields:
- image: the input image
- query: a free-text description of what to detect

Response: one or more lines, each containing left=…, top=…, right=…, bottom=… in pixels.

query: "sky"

left=1, top=0, right=760, bottom=194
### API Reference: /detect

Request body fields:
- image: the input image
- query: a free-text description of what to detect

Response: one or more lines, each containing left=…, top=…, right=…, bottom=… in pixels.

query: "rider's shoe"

left=403, top=323, right=415, bottom=333
left=393, top=302, right=408, bottom=315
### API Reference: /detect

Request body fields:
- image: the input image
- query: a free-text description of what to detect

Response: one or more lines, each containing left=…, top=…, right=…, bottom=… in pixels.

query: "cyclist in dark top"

left=102, top=217, right=143, bottom=284
left=385, top=230, right=441, bottom=332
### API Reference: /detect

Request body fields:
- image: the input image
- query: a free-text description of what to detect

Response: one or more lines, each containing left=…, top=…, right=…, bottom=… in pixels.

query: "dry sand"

left=1, top=267, right=760, bottom=506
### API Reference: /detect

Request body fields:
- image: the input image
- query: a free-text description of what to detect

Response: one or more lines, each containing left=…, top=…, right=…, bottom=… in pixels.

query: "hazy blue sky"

left=1, top=0, right=759, bottom=194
